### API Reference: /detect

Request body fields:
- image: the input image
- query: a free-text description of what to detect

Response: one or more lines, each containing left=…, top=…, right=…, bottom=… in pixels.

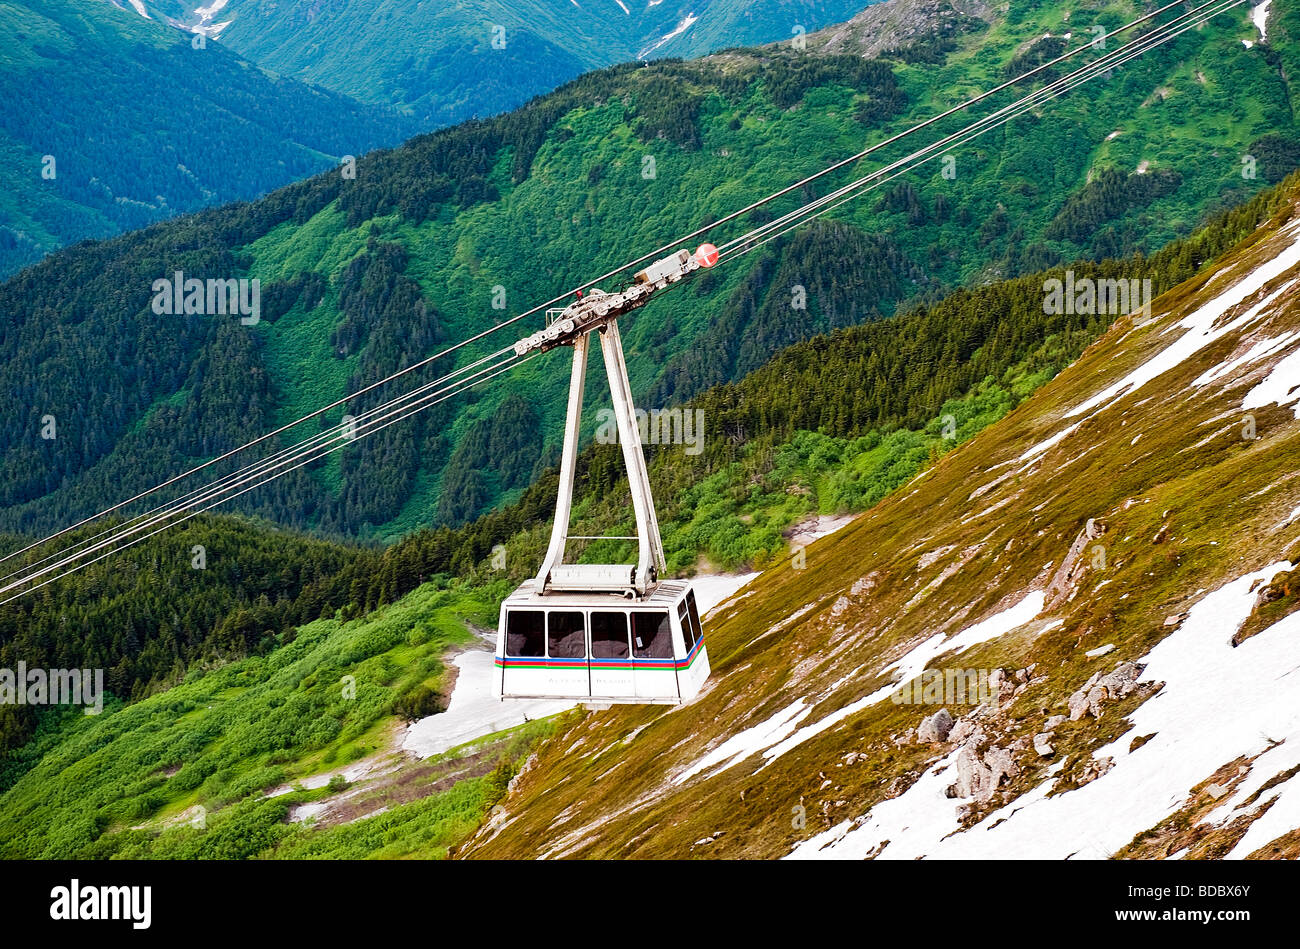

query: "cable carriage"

left=495, top=245, right=719, bottom=704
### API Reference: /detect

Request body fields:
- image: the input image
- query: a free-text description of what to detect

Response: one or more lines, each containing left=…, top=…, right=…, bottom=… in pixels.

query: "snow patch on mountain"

left=1243, top=342, right=1300, bottom=417
left=692, top=572, right=760, bottom=616
left=1252, top=1, right=1272, bottom=43
left=190, top=0, right=234, bottom=37
left=639, top=13, right=700, bottom=58
left=1193, top=330, right=1300, bottom=388
left=676, top=591, right=1047, bottom=783
left=1063, top=222, right=1300, bottom=420
left=674, top=700, right=811, bottom=784
left=1202, top=733, right=1300, bottom=857
left=788, top=563, right=1300, bottom=859
left=1017, top=422, right=1081, bottom=463
left=1226, top=774, right=1300, bottom=856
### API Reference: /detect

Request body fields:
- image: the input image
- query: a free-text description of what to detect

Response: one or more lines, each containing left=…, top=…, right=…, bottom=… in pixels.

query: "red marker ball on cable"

left=695, top=243, right=719, bottom=268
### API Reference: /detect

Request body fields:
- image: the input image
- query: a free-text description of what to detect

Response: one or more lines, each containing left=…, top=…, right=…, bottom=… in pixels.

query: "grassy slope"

left=0, top=339, right=1037, bottom=858
left=0, top=581, right=545, bottom=859
left=0, top=211, right=1250, bottom=858
left=0, top=253, right=1094, bottom=860
left=5, top=1, right=1294, bottom=857
left=467, top=183, right=1300, bottom=860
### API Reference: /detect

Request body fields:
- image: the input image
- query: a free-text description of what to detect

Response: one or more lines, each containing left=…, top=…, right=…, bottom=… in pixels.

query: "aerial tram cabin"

left=495, top=246, right=718, bottom=704
left=497, top=580, right=708, bottom=704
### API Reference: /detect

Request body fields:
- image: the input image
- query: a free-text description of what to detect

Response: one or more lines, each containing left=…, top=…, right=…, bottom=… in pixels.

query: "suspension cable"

left=0, top=0, right=1196, bottom=572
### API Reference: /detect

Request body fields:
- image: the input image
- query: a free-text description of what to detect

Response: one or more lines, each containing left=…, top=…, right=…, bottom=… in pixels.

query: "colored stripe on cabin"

left=496, top=635, right=705, bottom=672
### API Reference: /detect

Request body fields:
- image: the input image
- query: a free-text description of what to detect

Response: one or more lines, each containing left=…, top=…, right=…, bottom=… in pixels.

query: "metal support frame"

left=534, top=320, right=666, bottom=596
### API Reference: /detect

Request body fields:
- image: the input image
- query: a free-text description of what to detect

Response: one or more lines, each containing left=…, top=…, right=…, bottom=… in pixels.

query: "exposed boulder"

left=1078, top=756, right=1115, bottom=785
left=1085, top=685, right=1109, bottom=719
left=985, top=746, right=1019, bottom=786
left=1045, top=518, right=1107, bottom=608
left=947, top=742, right=1018, bottom=802
left=946, top=745, right=993, bottom=801
left=1068, top=661, right=1142, bottom=720
left=1068, top=690, right=1091, bottom=721
left=988, top=668, right=1015, bottom=704
left=886, top=773, right=919, bottom=799
left=1096, top=661, right=1140, bottom=698
left=984, top=667, right=1032, bottom=708
left=917, top=708, right=955, bottom=743
left=948, top=718, right=978, bottom=744
left=892, top=727, right=918, bottom=747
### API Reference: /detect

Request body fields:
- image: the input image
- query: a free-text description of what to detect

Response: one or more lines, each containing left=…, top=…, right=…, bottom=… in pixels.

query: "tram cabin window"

left=632, top=611, right=673, bottom=659
left=548, top=611, right=586, bottom=659
left=677, top=600, right=696, bottom=651
left=506, top=610, right=545, bottom=657
left=591, top=612, right=630, bottom=659
left=684, top=590, right=704, bottom=645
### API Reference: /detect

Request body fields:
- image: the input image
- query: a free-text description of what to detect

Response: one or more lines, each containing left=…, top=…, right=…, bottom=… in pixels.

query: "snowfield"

left=1243, top=342, right=1300, bottom=418
left=675, top=591, right=1048, bottom=783
left=1003, top=218, right=1300, bottom=473
left=1017, top=423, right=1081, bottom=463
left=1065, top=222, right=1300, bottom=421
left=788, top=565, right=1300, bottom=859
left=692, top=572, right=759, bottom=615
left=673, top=700, right=812, bottom=785
left=760, top=592, right=1048, bottom=767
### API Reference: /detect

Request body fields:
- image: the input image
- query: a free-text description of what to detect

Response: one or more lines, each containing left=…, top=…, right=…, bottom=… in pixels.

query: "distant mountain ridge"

left=112, top=0, right=884, bottom=126
left=800, top=0, right=994, bottom=58
left=0, top=0, right=415, bottom=276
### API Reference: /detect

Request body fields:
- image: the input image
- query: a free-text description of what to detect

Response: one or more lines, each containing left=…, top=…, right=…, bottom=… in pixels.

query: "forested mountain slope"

left=0, top=0, right=413, bottom=277
left=1, top=0, right=1293, bottom=547
left=467, top=178, right=1300, bottom=861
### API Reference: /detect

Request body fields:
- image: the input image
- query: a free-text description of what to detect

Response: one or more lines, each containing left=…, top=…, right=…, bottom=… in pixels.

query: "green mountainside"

left=1, top=0, right=1292, bottom=549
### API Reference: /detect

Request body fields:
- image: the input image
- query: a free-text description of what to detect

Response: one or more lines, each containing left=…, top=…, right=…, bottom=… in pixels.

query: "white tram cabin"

left=495, top=580, right=709, bottom=704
